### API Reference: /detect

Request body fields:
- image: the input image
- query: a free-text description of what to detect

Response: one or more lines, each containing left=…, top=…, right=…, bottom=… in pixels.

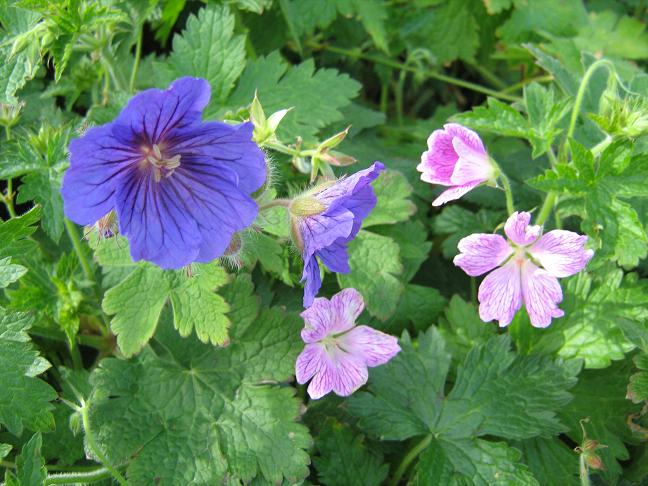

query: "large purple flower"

left=294, top=162, right=384, bottom=307
left=61, top=77, right=265, bottom=269
left=296, top=288, right=400, bottom=399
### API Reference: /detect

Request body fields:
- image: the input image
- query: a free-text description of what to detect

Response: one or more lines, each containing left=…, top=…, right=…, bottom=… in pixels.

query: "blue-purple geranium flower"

left=61, top=77, right=265, bottom=269
left=293, top=162, right=384, bottom=307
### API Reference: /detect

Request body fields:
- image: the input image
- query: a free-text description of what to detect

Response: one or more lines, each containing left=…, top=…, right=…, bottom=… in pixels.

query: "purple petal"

left=340, top=184, right=378, bottom=237
left=444, top=123, right=486, bottom=153
left=340, top=325, right=400, bottom=367
left=300, top=295, right=334, bottom=343
left=521, top=261, right=564, bottom=328
left=113, top=77, right=211, bottom=145
left=168, top=121, right=266, bottom=194
left=529, top=230, right=594, bottom=278
left=295, top=343, right=326, bottom=384
left=329, top=288, right=364, bottom=334
left=449, top=136, right=493, bottom=185
left=478, top=260, right=522, bottom=327
left=504, top=211, right=542, bottom=246
left=301, top=255, right=322, bottom=308
left=417, top=129, right=457, bottom=185
left=432, top=180, right=481, bottom=206
left=61, top=124, right=140, bottom=225
left=316, top=162, right=384, bottom=207
left=300, top=206, right=354, bottom=260
left=317, top=241, right=350, bottom=273
left=307, top=347, right=368, bottom=400
left=454, top=233, right=513, bottom=277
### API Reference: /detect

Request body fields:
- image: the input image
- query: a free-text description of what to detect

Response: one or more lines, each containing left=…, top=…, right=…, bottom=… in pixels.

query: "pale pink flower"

left=295, top=288, right=400, bottom=399
left=417, top=123, right=497, bottom=206
left=454, top=212, right=594, bottom=328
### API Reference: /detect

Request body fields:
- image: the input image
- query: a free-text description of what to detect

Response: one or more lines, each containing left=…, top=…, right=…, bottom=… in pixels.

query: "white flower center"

left=143, top=144, right=181, bottom=182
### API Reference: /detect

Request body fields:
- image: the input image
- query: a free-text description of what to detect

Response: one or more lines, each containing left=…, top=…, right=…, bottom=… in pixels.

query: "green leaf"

left=628, top=352, right=648, bottom=404
left=337, top=230, right=403, bottom=321
left=225, top=51, right=361, bottom=141
left=499, top=0, right=587, bottom=42
left=414, top=438, right=538, bottom=486
left=161, top=5, right=246, bottom=104
left=17, top=171, right=65, bottom=242
left=377, top=221, right=431, bottom=282
left=390, top=284, right=446, bottom=332
left=350, top=0, right=389, bottom=53
left=0, top=206, right=40, bottom=259
left=438, top=295, right=496, bottom=359
left=0, top=443, right=11, bottom=460
left=0, top=257, right=27, bottom=288
left=87, top=305, right=311, bottom=485
left=14, top=433, right=46, bottom=486
left=515, top=438, right=579, bottom=486
left=560, top=360, right=641, bottom=481
left=102, top=262, right=231, bottom=357
left=363, top=169, right=416, bottom=227
left=313, top=419, right=388, bottom=486
left=575, top=11, right=648, bottom=60
left=0, top=309, right=56, bottom=436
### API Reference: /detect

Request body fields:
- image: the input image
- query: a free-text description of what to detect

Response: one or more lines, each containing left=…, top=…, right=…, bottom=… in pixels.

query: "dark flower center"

left=142, top=144, right=181, bottom=182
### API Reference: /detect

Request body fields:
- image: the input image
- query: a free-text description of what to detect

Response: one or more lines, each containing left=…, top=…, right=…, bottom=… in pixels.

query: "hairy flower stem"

left=45, top=466, right=117, bottom=485
left=307, top=42, right=522, bottom=103
left=129, top=27, right=143, bottom=93
left=259, top=199, right=292, bottom=211
left=579, top=454, right=591, bottom=486
left=536, top=191, right=557, bottom=226
left=64, top=219, right=94, bottom=283
left=80, top=404, right=128, bottom=486
left=389, top=434, right=432, bottom=486
left=499, top=174, right=515, bottom=215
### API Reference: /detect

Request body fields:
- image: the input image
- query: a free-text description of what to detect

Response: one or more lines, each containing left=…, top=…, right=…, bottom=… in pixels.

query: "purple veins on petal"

left=295, top=288, right=400, bottom=400
left=61, top=77, right=266, bottom=269
left=456, top=211, right=594, bottom=328
left=417, top=123, right=495, bottom=206
left=297, top=162, right=385, bottom=308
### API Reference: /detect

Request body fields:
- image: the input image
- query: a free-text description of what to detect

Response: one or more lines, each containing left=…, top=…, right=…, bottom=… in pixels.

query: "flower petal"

left=168, top=121, right=266, bottom=194
left=329, top=288, right=364, bottom=334
left=316, top=162, right=384, bottom=207
left=340, top=325, right=400, bottom=367
left=339, top=184, right=378, bottom=237
left=301, top=255, right=323, bottom=308
left=317, top=241, right=351, bottom=274
left=449, top=136, right=493, bottom=185
left=521, top=261, right=564, bottom=328
left=529, top=230, right=594, bottom=278
left=300, top=294, right=334, bottom=343
left=504, top=211, right=541, bottom=246
left=295, top=343, right=327, bottom=384
left=307, top=348, right=368, bottom=399
left=444, top=123, right=486, bottom=154
left=61, top=124, right=140, bottom=225
left=417, top=129, right=457, bottom=185
left=478, top=260, right=522, bottom=327
left=432, top=180, right=481, bottom=206
left=454, top=233, right=513, bottom=277
left=300, top=206, right=354, bottom=260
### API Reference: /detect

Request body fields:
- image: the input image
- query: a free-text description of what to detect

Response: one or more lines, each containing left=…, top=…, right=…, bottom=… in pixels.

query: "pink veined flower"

left=417, top=123, right=497, bottom=206
left=454, top=211, right=594, bottom=328
left=295, top=288, right=400, bottom=399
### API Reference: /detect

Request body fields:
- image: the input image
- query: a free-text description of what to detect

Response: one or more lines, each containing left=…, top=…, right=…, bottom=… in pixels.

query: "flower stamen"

left=144, top=144, right=181, bottom=182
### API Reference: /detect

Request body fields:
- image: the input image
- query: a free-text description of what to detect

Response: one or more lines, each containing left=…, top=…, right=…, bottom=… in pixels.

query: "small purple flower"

left=454, top=211, right=594, bottom=328
left=295, top=288, right=400, bottom=399
left=417, top=123, right=496, bottom=206
left=295, top=162, right=384, bottom=308
left=62, top=77, right=265, bottom=269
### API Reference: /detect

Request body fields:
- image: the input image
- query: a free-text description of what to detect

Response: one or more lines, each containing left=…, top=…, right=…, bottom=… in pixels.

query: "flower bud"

left=289, top=196, right=327, bottom=217
left=250, top=92, right=292, bottom=144
left=318, top=150, right=357, bottom=167
left=93, top=211, right=117, bottom=240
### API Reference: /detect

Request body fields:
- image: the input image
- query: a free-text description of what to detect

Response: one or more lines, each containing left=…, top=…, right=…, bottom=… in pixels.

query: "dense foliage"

left=1, top=0, right=648, bottom=485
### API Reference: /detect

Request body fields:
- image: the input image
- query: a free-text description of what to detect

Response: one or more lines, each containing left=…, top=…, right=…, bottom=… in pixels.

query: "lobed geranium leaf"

left=0, top=206, right=40, bottom=259
left=102, top=262, right=231, bottom=357
left=313, top=419, right=388, bottom=486
left=0, top=310, right=57, bottom=436
left=0, top=257, right=27, bottom=288
left=363, top=169, right=416, bottom=227
left=628, top=352, right=648, bottom=404
left=337, top=230, right=404, bottom=321
left=514, top=438, right=579, bottom=486
left=87, top=304, right=311, bottom=485
left=377, top=221, right=431, bottom=282
left=6, top=433, right=47, bottom=486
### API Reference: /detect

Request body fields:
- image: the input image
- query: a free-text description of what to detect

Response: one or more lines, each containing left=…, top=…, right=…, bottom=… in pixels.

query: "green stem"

left=64, top=219, right=94, bottom=282
left=81, top=405, right=128, bottom=486
left=547, top=147, right=559, bottom=168
left=499, top=75, right=553, bottom=95
left=29, top=326, right=107, bottom=351
left=499, top=174, right=515, bottom=215
left=536, top=191, right=557, bottom=226
left=307, top=42, right=521, bottom=102
left=591, top=135, right=612, bottom=157
left=259, top=199, right=291, bottom=211
left=394, top=73, right=405, bottom=126
left=466, top=61, right=507, bottom=90
left=566, top=60, right=614, bottom=140
left=379, top=82, right=389, bottom=114
left=45, top=466, right=116, bottom=485
left=129, top=27, right=143, bottom=93
left=69, top=339, right=83, bottom=369
left=389, top=434, right=432, bottom=486
left=262, top=140, right=316, bottom=158
left=579, top=455, right=591, bottom=486
left=3, top=126, right=16, bottom=218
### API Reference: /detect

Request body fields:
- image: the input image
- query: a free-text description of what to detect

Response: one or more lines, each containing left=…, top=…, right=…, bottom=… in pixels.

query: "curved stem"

left=389, top=434, right=432, bottom=486
left=307, top=42, right=521, bottom=103
left=64, top=219, right=94, bottom=283
left=499, top=174, right=515, bottom=215
left=259, top=199, right=291, bottom=211
left=536, top=191, right=557, bottom=226
left=81, top=405, right=128, bottom=486
left=566, top=60, right=614, bottom=140
left=500, top=75, right=553, bottom=95
left=45, top=466, right=116, bottom=485
left=129, top=27, right=143, bottom=93
left=261, top=140, right=316, bottom=158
